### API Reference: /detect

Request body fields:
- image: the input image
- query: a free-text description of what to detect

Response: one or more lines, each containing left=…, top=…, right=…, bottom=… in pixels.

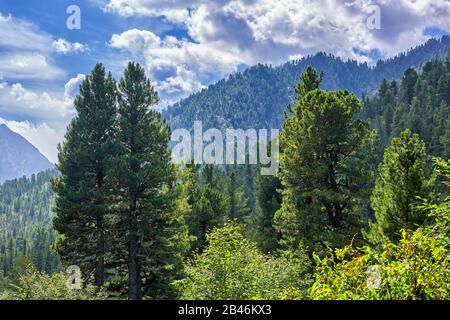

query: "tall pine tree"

left=53, top=64, right=117, bottom=288
left=275, top=66, right=374, bottom=252
left=111, top=62, right=187, bottom=300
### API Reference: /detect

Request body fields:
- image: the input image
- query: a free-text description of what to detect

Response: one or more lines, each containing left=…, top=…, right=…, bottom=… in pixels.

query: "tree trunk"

left=95, top=168, right=105, bottom=289
left=128, top=199, right=141, bottom=300
left=95, top=216, right=105, bottom=288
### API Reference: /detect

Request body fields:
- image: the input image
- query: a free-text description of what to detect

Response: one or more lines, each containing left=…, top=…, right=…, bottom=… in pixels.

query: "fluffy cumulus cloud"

left=105, top=0, right=450, bottom=99
left=53, top=39, right=90, bottom=55
left=0, top=82, right=75, bottom=121
left=110, top=29, right=243, bottom=99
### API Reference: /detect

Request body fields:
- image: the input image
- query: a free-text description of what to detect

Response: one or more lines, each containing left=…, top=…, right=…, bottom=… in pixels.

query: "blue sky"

left=0, top=0, right=449, bottom=162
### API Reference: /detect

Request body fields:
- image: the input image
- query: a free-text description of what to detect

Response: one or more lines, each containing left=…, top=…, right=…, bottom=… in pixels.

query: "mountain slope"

left=0, top=169, right=60, bottom=275
left=163, top=36, right=450, bottom=131
left=0, top=124, right=54, bottom=182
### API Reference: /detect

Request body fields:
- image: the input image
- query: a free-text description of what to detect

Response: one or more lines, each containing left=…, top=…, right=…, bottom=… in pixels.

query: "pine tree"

left=111, top=62, right=187, bottom=300
left=400, top=68, right=419, bottom=105
left=182, top=165, right=226, bottom=252
left=253, top=173, right=281, bottom=253
left=53, top=64, right=117, bottom=288
left=275, top=67, right=374, bottom=252
left=364, top=130, right=437, bottom=244
left=227, top=165, right=251, bottom=224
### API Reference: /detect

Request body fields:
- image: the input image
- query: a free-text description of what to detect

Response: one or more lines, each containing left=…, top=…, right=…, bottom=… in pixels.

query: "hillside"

left=163, top=36, right=450, bottom=131
left=0, top=169, right=60, bottom=276
left=0, top=125, right=54, bottom=182
left=362, top=57, right=450, bottom=160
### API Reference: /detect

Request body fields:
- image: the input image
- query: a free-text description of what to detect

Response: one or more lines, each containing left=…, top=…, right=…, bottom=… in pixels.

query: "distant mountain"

left=164, top=36, right=450, bottom=131
left=0, top=124, right=54, bottom=182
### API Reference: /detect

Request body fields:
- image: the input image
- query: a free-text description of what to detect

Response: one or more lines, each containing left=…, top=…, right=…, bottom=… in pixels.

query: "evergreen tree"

left=111, top=62, right=188, bottom=300
left=364, top=130, right=437, bottom=244
left=253, top=173, right=282, bottom=253
left=275, top=67, right=374, bottom=252
left=53, top=64, right=117, bottom=288
left=227, top=165, right=251, bottom=224
left=181, top=165, right=226, bottom=252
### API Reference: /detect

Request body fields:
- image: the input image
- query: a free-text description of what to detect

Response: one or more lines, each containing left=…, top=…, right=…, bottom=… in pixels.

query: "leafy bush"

left=175, top=221, right=310, bottom=300
left=310, top=228, right=449, bottom=300
left=310, top=158, right=450, bottom=300
left=1, top=264, right=106, bottom=300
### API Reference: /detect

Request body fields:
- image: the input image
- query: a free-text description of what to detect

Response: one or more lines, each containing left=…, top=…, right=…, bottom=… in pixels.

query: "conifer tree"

left=275, top=67, right=374, bottom=252
left=253, top=173, right=281, bottom=253
left=53, top=64, right=117, bottom=288
left=364, top=130, right=437, bottom=244
left=182, top=165, right=226, bottom=252
left=227, top=166, right=251, bottom=224
left=111, top=62, right=188, bottom=300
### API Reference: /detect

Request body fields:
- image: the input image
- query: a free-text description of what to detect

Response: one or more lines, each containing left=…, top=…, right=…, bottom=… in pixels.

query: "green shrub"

left=175, top=221, right=310, bottom=300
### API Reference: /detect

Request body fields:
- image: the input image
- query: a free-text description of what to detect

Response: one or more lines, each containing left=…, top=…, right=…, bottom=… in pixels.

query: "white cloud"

left=104, top=0, right=194, bottom=23
left=105, top=0, right=450, bottom=95
left=53, top=39, right=90, bottom=55
left=0, top=52, right=65, bottom=80
left=64, top=74, right=86, bottom=100
left=0, top=13, right=54, bottom=52
left=0, top=74, right=85, bottom=162
left=0, top=82, right=75, bottom=120
left=110, top=29, right=240, bottom=98
left=0, top=13, right=66, bottom=81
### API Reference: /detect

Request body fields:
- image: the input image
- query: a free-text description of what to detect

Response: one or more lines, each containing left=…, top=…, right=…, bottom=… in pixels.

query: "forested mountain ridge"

left=163, top=36, right=450, bottom=131
left=362, top=57, right=450, bottom=160
left=0, top=124, right=54, bottom=182
left=0, top=169, right=60, bottom=277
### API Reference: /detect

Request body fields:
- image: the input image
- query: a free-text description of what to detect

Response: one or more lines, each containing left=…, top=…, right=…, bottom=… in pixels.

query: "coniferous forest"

left=1, top=43, right=449, bottom=301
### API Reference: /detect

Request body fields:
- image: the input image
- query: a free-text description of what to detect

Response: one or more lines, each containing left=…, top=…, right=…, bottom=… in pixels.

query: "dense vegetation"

left=0, top=42, right=449, bottom=300
left=362, top=58, right=450, bottom=160
left=0, top=170, right=60, bottom=285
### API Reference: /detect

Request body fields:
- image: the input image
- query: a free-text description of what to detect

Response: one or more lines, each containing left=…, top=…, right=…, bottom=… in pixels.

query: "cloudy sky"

left=0, top=0, right=449, bottom=162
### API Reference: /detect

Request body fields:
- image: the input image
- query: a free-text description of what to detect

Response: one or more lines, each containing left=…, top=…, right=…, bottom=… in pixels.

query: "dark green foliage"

left=53, top=64, right=117, bottom=288
left=182, top=165, right=227, bottom=252
left=226, top=165, right=251, bottom=223
left=275, top=67, right=375, bottom=252
left=110, top=62, right=190, bottom=300
left=2, top=37, right=450, bottom=301
left=0, top=170, right=60, bottom=276
left=252, top=172, right=281, bottom=253
left=362, top=56, right=450, bottom=160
